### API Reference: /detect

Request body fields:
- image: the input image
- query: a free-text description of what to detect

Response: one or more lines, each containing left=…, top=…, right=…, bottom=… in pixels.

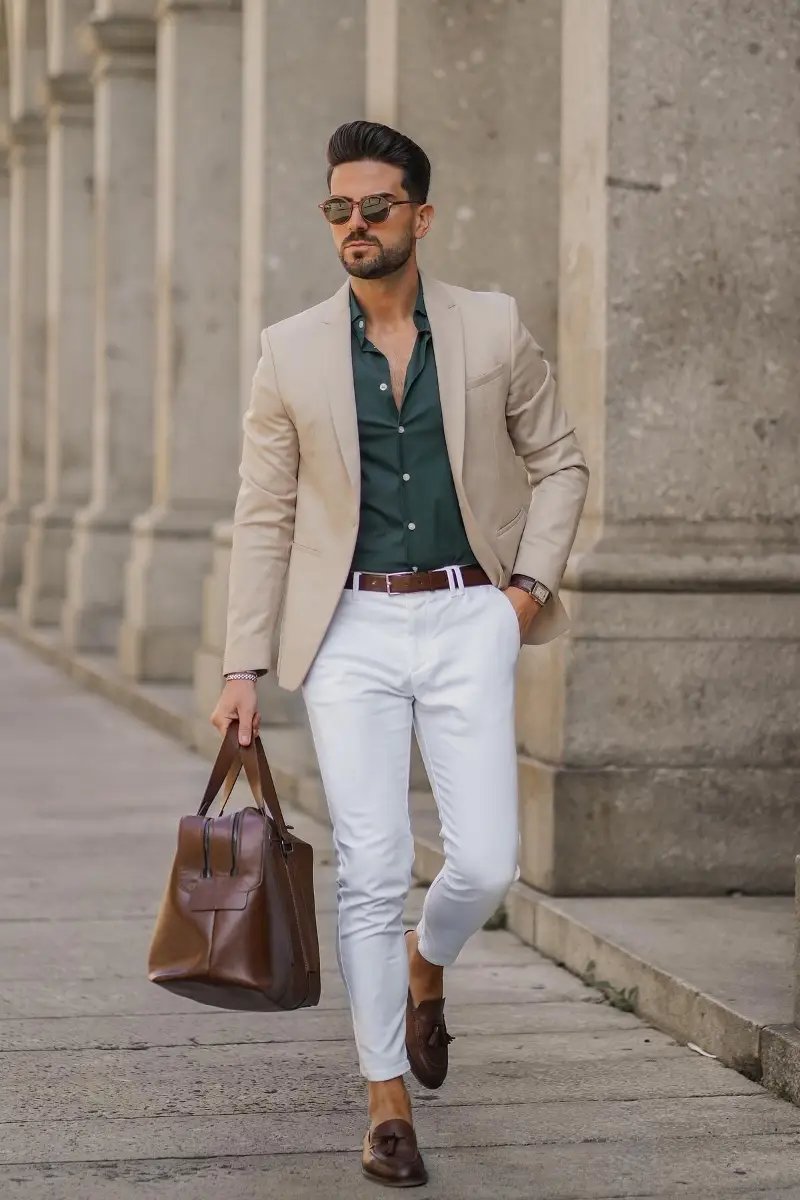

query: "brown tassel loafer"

left=361, top=1118, right=428, bottom=1187
left=404, top=930, right=456, bottom=1089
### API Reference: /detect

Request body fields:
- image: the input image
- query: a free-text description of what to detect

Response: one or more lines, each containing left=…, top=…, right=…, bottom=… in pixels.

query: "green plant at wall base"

left=581, top=959, right=639, bottom=1013
left=482, top=903, right=507, bottom=931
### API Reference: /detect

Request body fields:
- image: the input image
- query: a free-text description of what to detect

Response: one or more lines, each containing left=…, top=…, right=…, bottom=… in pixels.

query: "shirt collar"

left=349, top=276, right=429, bottom=346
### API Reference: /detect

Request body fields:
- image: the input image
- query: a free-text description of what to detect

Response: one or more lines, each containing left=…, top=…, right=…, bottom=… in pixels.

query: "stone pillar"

left=0, top=144, right=9, bottom=512
left=0, top=112, right=47, bottom=605
left=795, top=856, right=800, bottom=1028
left=61, top=9, right=156, bottom=652
left=118, top=0, right=242, bottom=681
left=192, top=0, right=364, bottom=737
left=18, top=7, right=94, bottom=627
left=514, top=0, right=800, bottom=896
left=394, top=0, right=561, bottom=345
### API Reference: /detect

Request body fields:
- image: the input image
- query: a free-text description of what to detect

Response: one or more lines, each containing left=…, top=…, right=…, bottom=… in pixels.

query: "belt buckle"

left=386, top=570, right=414, bottom=595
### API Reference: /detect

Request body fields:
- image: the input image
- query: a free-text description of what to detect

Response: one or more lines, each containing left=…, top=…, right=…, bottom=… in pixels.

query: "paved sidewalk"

left=2, top=636, right=800, bottom=1199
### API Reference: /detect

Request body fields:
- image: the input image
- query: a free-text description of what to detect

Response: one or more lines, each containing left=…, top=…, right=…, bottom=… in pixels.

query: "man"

left=212, top=120, right=589, bottom=1188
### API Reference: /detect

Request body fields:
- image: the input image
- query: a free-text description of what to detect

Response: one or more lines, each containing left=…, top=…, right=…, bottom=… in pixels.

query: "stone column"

left=395, top=0, right=561, bottom=347
left=0, top=143, right=9, bottom=513
left=60, top=9, right=156, bottom=652
left=192, top=0, right=364, bottom=740
left=18, top=7, right=94, bottom=627
left=513, top=0, right=800, bottom=897
left=0, top=111, right=47, bottom=605
left=118, top=0, right=242, bottom=681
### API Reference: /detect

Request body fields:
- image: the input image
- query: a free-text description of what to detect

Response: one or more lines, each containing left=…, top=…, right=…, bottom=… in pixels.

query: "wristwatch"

left=508, top=573, right=551, bottom=605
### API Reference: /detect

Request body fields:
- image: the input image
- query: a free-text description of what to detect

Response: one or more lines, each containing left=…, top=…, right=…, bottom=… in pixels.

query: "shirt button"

left=408, top=522, right=416, bottom=530
left=359, top=320, right=364, bottom=328
left=402, top=473, right=410, bottom=481
left=412, top=566, right=418, bottom=572
left=398, top=425, right=404, bottom=433
left=379, top=382, right=388, bottom=391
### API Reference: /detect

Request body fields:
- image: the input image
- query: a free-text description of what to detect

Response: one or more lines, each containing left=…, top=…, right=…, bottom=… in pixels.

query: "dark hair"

left=326, top=120, right=431, bottom=202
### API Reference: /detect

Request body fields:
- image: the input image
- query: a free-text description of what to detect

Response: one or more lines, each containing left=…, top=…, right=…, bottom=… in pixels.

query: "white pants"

left=300, top=567, right=522, bottom=1081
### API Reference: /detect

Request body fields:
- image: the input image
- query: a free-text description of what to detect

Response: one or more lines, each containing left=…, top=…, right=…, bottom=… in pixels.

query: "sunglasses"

left=318, top=193, right=419, bottom=225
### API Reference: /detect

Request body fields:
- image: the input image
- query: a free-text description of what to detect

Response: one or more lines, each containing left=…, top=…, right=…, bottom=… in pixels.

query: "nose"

left=346, top=207, right=369, bottom=235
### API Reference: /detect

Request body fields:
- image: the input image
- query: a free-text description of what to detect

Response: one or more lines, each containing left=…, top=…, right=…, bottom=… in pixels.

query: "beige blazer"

left=223, top=269, right=589, bottom=691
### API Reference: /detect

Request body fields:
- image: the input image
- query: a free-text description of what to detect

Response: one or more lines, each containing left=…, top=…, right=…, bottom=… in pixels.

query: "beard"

left=340, top=229, right=415, bottom=279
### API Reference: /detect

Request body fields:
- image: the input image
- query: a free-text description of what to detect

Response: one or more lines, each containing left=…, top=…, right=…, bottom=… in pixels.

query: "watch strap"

left=509, top=573, right=551, bottom=603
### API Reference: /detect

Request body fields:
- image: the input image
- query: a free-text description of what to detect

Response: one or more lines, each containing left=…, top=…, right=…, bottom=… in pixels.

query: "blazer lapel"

left=321, top=278, right=360, bottom=497
left=419, top=269, right=466, bottom=487
left=319, top=268, right=467, bottom=499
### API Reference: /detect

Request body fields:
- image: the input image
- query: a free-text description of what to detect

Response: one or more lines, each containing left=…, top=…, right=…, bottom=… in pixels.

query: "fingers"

left=210, top=710, right=256, bottom=744
left=237, top=705, right=256, bottom=746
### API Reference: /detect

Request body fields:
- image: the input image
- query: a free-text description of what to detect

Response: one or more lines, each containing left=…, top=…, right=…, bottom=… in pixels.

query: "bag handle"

left=198, top=723, right=295, bottom=850
left=198, top=722, right=254, bottom=815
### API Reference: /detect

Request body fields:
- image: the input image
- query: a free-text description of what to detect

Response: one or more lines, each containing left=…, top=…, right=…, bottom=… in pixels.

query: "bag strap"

left=198, top=723, right=294, bottom=849
left=198, top=722, right=261, bottom=816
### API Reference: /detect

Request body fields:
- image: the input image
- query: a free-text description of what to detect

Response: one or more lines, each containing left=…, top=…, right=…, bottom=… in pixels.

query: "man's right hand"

left=210, top=679, right=261, bottom=746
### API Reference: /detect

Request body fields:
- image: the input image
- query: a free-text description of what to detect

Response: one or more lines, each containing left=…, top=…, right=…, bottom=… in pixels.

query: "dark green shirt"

left=348, top=278, right=479, bottom=575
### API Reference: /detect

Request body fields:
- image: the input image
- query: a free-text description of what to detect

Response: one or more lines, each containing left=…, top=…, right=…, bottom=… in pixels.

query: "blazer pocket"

left=291, top=539, right=322, bottom=556
left=466, top=362, right=506, bottom=389
left=495, top=506, right=526, bottom=536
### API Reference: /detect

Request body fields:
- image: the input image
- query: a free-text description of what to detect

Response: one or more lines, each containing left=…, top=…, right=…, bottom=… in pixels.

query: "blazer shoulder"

left=263, top=294, right=333, bottom=348
left=437, top=279, right=514, bottom=327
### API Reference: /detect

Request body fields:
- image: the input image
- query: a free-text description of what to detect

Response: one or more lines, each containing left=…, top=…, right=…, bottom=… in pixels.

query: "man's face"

left=325, top=160, right=432, bottom=279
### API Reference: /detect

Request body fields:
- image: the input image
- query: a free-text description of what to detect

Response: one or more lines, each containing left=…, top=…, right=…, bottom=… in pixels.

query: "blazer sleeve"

left=504, top=295, right=590, bottom=595
left=222, top=327, right=300, bottom=675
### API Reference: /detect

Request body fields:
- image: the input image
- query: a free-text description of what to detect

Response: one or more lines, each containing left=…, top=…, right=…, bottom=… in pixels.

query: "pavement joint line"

left=0, top=1091, right=771, bottom=1128
left=0, top=1027, right=651, bottom=1052
left=0, top=999, right=624, bottom=1022
left=4, top=1128, right=800, bottom=1171
left=0, top=998, right=595, bottom=1020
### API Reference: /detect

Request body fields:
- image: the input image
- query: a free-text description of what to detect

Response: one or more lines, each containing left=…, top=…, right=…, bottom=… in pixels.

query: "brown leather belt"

left=345, top=564, right=492, bottom=594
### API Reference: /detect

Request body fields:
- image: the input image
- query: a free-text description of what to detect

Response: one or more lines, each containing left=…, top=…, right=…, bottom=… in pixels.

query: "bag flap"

left=177, top=808, right=266, bottom=896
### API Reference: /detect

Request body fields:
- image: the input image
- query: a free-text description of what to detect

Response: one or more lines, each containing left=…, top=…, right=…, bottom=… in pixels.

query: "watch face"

left=532, top=582, right=549, bottom=604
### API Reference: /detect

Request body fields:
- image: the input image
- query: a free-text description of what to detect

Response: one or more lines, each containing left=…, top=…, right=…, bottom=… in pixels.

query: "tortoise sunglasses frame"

left=318, top=192, right=421, bottom=225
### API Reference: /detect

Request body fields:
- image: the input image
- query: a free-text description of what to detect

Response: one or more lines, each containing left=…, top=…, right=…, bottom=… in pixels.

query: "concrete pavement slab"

left=3, top=635, right=800, bottom=1198
left=0, top=1045, right=760, bottom=1125
left=4, top=1135, right=800, bottom=1199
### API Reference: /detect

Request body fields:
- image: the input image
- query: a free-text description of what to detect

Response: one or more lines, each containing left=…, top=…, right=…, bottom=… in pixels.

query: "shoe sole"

left=361, top=1165, right=429, bottom=1187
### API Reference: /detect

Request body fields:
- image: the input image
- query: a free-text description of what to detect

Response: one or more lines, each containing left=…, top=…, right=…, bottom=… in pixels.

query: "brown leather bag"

left=148, top=721, right=321, bottom=1011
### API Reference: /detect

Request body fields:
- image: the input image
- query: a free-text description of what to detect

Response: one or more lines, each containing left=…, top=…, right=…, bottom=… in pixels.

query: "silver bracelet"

left=226, top=671, right=258, bottom=682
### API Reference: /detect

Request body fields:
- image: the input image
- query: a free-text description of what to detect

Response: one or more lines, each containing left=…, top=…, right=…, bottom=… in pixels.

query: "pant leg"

left=301, top=588, right=415, bottom=1081
left=411, top=581, right=522, bottom=967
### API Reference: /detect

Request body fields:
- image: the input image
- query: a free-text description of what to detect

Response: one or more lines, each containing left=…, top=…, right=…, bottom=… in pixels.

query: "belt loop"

left=443, top=565, right=454, bottom=592
left=352, top=570, right=362, bottom=599
left=454, top=565, right=466, bottom=593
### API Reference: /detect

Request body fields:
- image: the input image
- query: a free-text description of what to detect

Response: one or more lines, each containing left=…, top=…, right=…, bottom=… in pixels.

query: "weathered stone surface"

left=0, top=1042, right=751, bottom=1126
left=0, top=1000, right=640, bottom=1054
left=535, top=0, right=800, bottom=896
left=3, top=1094, right=796, bottom=1167
left=5, top=1134, right=800, bottom=1199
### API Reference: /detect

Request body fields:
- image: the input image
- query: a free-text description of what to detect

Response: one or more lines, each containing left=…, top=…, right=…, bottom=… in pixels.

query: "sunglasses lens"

left=361, top=195, right=391, bottom=222
left=322, top=198, right=351, bottom=224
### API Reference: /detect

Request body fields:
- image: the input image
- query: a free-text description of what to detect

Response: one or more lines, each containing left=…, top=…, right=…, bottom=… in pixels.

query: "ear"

left=415, top=202, right=434, bottom=239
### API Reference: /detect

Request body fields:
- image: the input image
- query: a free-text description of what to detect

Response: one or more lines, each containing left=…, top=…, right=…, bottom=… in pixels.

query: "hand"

left=502, top=585, right=543, bottom=641
left=210, top=679, right=261, bottom=746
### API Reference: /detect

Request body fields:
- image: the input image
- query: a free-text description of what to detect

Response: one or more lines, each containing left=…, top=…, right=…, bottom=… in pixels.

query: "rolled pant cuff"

left=361, top=1056, right=411, bottom=1082
left=416, top=925, right=455, bottom=968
